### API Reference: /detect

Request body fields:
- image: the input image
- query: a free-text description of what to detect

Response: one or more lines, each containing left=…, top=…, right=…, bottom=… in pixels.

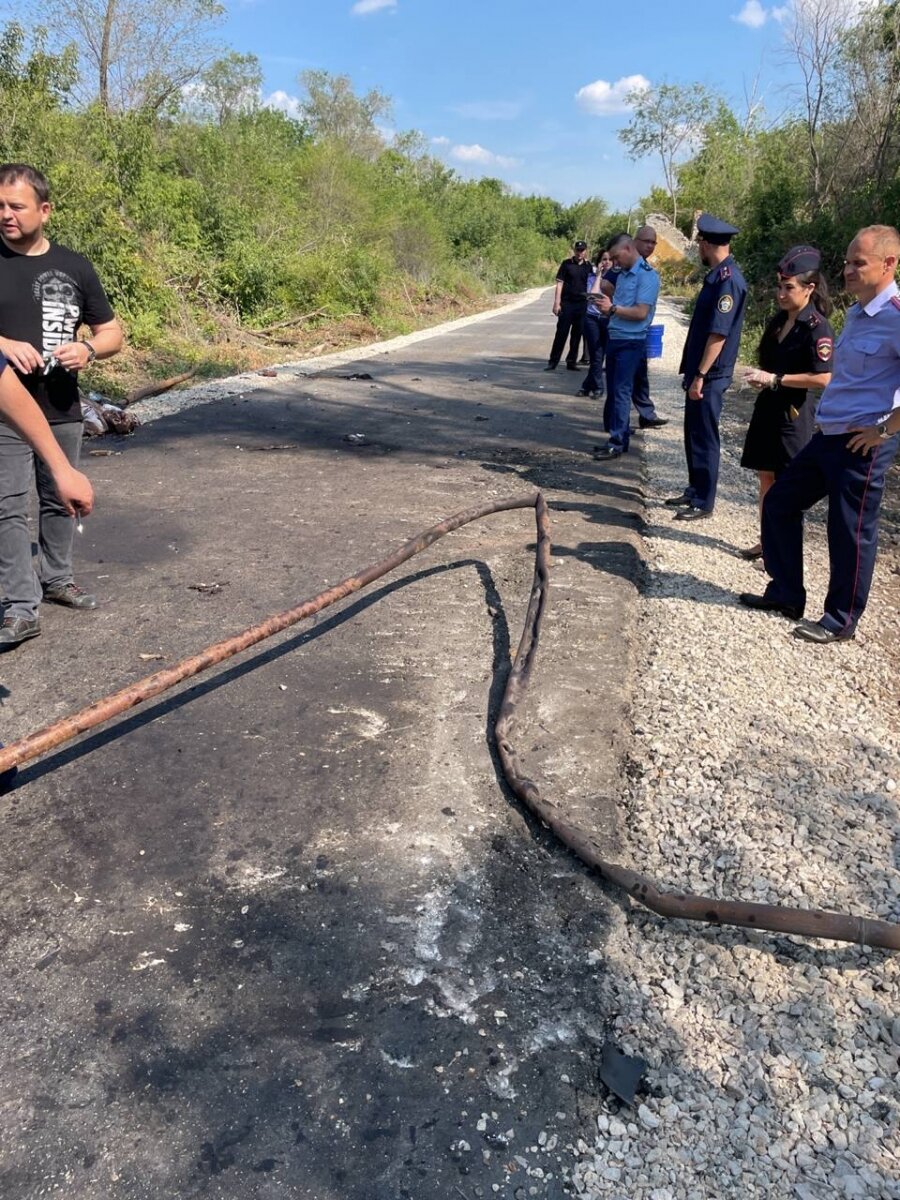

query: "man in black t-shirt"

left=545, top=240, right=591, bottom=370
left=0, top=163, right=122, bottom=648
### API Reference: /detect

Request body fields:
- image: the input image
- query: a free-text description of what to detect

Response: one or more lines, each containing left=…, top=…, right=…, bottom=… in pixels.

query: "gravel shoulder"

left=573, top=299, right=900, bottom=1200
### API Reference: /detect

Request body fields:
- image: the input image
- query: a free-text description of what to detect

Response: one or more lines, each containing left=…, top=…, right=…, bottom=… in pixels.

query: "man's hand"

left=552, top=301, right=560, bottom=316
left=596, top=294, right=613, bottom=315
left=0, top=337, right=44, bottom=374
left=846, top=425, right=883, bottom=455
left=53, top=341, right=93, bottom=372
left=50, top=464, right=94, bottom=516
left=688, top=375, right=705, bottom=400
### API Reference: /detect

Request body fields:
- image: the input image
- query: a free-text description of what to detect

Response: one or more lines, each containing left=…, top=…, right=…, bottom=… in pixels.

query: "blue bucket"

left=646, top=324, right=664, bottom=359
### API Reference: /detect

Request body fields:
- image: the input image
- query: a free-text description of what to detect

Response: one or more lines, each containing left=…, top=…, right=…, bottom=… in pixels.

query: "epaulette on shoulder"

left=718, top=264, right=732, bottom=281
left=891, top=295, right=900, bottom=311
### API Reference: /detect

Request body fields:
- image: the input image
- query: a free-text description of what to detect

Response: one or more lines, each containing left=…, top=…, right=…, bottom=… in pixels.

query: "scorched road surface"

left=1, top=292, right=657, bottom=1198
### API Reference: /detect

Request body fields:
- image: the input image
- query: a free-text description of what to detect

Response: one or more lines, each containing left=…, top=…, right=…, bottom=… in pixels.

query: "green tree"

left=191, top=52, right=262, bottom=125
left=299, top=70, right=392, bottom=162
left=35, top=0, right=224, bottom=111
left=618, top=82, right=718, bottom=225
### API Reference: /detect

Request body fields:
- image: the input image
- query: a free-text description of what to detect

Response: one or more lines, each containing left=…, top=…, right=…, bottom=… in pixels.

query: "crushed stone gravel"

left=570, top=299, right=900, bottom=1200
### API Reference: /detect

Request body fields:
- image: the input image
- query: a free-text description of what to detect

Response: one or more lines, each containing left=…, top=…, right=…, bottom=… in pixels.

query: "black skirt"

left=740, top=387, right=816, bottom=472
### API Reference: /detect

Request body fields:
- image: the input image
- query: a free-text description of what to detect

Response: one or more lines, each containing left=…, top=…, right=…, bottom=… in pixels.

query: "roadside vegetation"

left=0, top=14, right=633, bottom=397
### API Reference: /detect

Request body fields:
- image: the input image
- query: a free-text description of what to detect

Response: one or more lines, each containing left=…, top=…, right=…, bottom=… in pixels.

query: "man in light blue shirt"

left=592, top=233, right=660, bottom=459
left=740, top=224, right=900, bottom=643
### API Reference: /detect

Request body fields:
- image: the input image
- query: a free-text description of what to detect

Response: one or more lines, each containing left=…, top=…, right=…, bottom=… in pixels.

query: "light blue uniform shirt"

left=816, top=280, right=900, bottom=433
left=608, top=258, right=660, bottom=340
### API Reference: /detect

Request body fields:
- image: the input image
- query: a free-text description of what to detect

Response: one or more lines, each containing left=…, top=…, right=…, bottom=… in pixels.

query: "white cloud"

left=351, top=0, right=397, bottom=13
left=734, top=0, right=791, bottom=25
left=575, top=75, right=651, bottom=117
left=450, top=143, right=520, bottom=169
left=451, top=100, right=523, bottom=120
left=264, top=90, right=303, bottom=119
left=431, top=135, right=451, bottom=145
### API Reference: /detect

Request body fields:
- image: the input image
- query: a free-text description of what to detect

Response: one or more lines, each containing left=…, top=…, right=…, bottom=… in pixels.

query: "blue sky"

left=222, top=0, right=797, bottom=209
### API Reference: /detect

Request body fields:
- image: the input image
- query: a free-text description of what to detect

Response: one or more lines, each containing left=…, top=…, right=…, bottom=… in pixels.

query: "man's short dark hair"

left=606, top=232, right=632, bottom=253
left=0, top=163, right=50, bottom=204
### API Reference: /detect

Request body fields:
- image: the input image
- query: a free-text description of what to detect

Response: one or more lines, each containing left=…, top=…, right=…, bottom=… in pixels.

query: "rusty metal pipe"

left=1, top=492, right=898, bottom=952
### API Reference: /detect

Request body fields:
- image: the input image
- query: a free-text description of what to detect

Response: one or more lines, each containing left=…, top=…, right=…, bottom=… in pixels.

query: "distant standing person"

left=666, top=213, right=747, bottom=520
left=739, top=246, right=834, bottom=559
left=577, top=249, right=614, bottom=400
left=739, top=224, right=900, bottom=643
left=0, top=162, right=122, bottom=649
left=630, top=225, right=667, bottom=429
left=592, top=233, right=660, bottom=460
left=545, top=240, right=591, bottom=371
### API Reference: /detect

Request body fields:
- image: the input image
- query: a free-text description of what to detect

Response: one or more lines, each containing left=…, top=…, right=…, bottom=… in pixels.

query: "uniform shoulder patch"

left=718, top=265, right=732, bottom=281
left=816, top=337, right=833, bottom=361
left=717, top=294, right=734, bottom=314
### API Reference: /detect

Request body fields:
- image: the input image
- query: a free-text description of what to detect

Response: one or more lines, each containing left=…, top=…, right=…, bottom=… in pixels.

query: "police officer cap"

left=573, top=240, right=588, bottom=250
left=778, top=245, right=821, bottom=276
left=696, top=213, right=739, bottom=245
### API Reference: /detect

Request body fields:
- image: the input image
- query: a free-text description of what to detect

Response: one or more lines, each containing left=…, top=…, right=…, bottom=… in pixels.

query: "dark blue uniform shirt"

left=679, top=254, right=748, bottom=383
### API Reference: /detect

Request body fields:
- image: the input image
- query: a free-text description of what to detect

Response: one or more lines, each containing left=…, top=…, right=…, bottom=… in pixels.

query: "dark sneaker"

left=42, top=582, right=97, bottom=610
left=593, top=446, right=623, bottom=460
left=0, top=615, right=41, bottom=647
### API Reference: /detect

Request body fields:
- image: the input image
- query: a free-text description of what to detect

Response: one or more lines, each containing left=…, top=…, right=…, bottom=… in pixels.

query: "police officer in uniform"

left=740, top=224, right=900, bottom=643
left=546, top=240, right=591, bottom=371
left=667, top=214, right=748, bottom=520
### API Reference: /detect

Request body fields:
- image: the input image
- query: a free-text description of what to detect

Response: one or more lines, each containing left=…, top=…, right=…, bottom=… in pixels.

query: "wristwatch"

left=878, top=420, right=893, bottom=440
left=81, top=340, right=97, bottom=364
left=609, top=304, right=618, bottom=317
left=696, top=370, right=707, bottom=380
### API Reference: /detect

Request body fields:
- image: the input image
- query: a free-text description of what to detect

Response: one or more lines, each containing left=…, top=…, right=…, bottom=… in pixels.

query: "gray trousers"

left=0, top=420, right=83, bottom=620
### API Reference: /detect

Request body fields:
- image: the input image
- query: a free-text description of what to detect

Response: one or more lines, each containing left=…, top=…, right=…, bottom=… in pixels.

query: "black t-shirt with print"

left=0, top=241, right=115, bottom=423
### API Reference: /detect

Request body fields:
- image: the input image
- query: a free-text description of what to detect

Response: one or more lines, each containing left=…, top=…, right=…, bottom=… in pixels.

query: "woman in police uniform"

left=739, top=246, right=834, bottom=559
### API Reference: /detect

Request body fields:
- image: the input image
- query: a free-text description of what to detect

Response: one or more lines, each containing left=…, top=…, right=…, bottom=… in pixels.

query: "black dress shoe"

left=664, top=493, right=694, bottom=507
left=739, top=593, right=804, bottom=620
left=792, top=619, right=855, bottom=644
left=674, top=506, right=712, bottom=521
left=593, top=446, right=622, bottom=460
left=566, top=362, right=579, bottom=370
left=575, top=388, right=589, bottom=397
left=738, top=544, right=763, bottom=561
left=639, top=417, right=669, bottom=429
left=543, top=364, right=558, bottom=371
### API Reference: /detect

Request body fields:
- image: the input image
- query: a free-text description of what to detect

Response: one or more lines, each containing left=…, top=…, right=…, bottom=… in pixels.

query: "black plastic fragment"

left=598, top=1040, right=647, bottom=1106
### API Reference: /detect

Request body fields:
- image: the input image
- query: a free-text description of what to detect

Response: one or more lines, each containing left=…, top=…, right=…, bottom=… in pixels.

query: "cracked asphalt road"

left=1, top=292, right=652, bottom=1199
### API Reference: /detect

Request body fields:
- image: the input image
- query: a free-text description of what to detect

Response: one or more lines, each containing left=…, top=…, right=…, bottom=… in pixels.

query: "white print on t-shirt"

left=32, top=269, right=81, bottom=349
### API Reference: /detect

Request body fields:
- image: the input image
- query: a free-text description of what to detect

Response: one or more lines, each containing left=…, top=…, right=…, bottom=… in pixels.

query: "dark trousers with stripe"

left=682, top=377, right=727, bottom=510
left=761, top=430, right=899, bottom=632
